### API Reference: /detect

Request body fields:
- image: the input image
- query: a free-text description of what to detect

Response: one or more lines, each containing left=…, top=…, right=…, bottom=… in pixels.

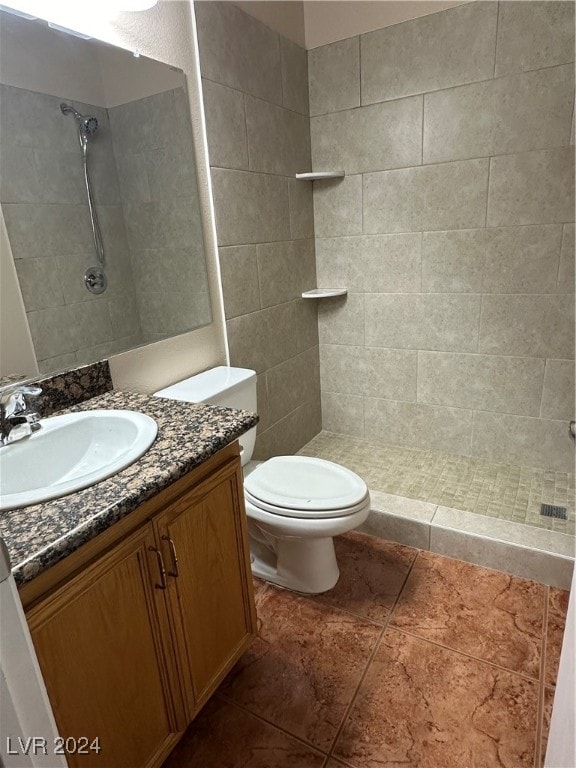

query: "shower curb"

left=360, top=490, right=575, bottom=590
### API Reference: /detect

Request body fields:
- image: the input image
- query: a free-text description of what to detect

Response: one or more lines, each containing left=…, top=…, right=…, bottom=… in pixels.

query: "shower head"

left=60, top=103, right=98, bottom=138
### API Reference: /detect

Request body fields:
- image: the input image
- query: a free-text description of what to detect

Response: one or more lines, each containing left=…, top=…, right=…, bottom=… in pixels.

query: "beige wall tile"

left=255, top=396, right=322, bottom=459
left=256, top=373, right=271, bottom=433
left=288, top=178, right=315, bottom=240
left=257, top=239, right=315, bottom=308
left=541, top=359, right=575, bottom=421
left=318, top=293, right=364, bottom=346
left=320, top=343, right=417, bottom=402
left=364, top=398, right=473, bottom=455
left=195, top=1, right=282, bottom=105
left=313, top=175, right=362, bottom=237
left=483, top=225, right=564, bottom=294
left=201, top=78, right=248, bottom=170
left=108, top=294, right=141, bottom=339
left=14, top=257, right=64, bottom=312
left=27, top=305, right=77, bottom=360
left=321, top=391, right=365, bottom=437
left=495, top=0, right=575, bottom=77
left=478, top=294, right=575, bottom=359
left=311, top=96, right=422, bottom=175
left=246, top=96, right=310, bottom=176
left=471, top=410, right=574, bottom=473
left=417, top=351, right=545, bottom=417
left=308, top=36, right=360, bottom=117
left=363, top=159, right=489, bottom=234
left=558, top=224, right=575, bottom=292
left=218, top=244, right=261, bottom=319
left=280, top=37, right=309, bottom=115
left=424, top=65, right=575, bottom=164
left=487, top=147, right=575, bottom=226
left=423, top=225, right=566, bottom=295
left=211, top=168, right=290, bottom=246
left=226, top=302, right=297, bottom=374
left=316, top=233, right=421, bottom=293
left=70, top=300, right=113, bottom=350
left=2, top=203, right=93, bottom=258
left=266, top=346, right=320, bottom=425
left=292, top=297, right=320, bottom=354
left=364, top=294, right=481, bottom=353
left=361, top=2, right=497, bottom=105
left=422, top=229, right=486, bottom=293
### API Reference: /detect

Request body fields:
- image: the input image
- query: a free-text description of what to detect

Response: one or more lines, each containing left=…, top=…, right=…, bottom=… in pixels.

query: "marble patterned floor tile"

left=333, top=629, right=539, bottom=768
left=389, top=551, right=545, bottom=679
left=161, top=697, right=326, bottom=768
left=218, top=584, right=382, bottom=752
left=312, top=531, right=418, bottom=623
left=545, top=587, right=570, bottom=687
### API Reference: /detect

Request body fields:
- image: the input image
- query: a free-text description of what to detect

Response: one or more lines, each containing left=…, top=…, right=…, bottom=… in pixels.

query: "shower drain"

left=540, top=503, right=568, bottom=520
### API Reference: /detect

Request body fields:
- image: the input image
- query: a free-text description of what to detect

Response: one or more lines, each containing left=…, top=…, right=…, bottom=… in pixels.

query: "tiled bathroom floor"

left=298, top=432, right=576, bottom=536
left=163, top=532, right=569, bottom=768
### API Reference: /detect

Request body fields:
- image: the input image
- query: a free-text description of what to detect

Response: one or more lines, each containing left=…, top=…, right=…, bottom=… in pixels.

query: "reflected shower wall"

left=0, top=84, right=143, bottom=372
left=109, top=87, right=210, bottom=343
left=1, top=84, right=211, bottom=372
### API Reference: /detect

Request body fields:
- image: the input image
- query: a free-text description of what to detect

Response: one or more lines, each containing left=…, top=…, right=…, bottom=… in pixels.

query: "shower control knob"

left=84, top=266, right=107, bottom=295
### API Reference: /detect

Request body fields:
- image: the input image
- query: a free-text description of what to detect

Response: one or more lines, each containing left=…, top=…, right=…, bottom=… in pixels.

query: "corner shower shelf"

left=295, top=171, right=345, bottom=180
left=302, top=289, right=348, bottom=299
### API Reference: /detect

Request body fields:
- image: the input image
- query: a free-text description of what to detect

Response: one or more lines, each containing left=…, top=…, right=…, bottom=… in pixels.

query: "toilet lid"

left=244, top=456, right=369, bottom=518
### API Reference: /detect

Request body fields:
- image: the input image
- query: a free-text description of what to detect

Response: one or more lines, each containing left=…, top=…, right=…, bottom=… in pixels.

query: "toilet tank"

left=154, top=367, right=257, bottom=466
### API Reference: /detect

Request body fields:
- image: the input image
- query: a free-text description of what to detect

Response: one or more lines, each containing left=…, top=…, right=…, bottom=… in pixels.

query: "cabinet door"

left=156, top=457, right=256, bottom=714
left=26, top=525, right=181, bottom=768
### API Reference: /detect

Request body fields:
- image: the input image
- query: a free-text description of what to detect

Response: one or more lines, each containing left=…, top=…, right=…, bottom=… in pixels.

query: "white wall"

left=303, top=0, right=469, bottom=49
left=545, top=568, right=576, bottom=768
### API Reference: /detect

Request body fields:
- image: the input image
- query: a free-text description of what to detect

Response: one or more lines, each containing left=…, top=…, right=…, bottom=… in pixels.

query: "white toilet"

left=155, top=367, right=370, bottom=594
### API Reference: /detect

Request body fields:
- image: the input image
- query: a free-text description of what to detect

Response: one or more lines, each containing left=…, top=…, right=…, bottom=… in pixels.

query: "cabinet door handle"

left=162, top=536, right=179, bottom=578
left=149, top=547, right=168, bottom=589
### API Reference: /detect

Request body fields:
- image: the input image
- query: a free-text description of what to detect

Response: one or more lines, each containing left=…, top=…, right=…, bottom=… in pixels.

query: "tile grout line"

left=324, top=550, right=421, bottom=760
left=389, top=625, right=543, bottom=686
left=535, top=587, right=550, bottom=768
left=214, top=692, right=330, bottom=760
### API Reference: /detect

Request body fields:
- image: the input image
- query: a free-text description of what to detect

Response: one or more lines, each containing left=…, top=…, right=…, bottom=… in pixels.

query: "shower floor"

left=298, top=432, right=575, bottom=537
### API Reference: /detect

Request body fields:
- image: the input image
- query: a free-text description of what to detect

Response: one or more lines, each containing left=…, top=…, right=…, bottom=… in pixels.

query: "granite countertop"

left=0, top=390, right=258, bottom=587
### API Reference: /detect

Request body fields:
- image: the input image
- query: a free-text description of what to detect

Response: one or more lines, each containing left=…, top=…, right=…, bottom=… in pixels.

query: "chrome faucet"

left=0, top=385, right=42, bottom=446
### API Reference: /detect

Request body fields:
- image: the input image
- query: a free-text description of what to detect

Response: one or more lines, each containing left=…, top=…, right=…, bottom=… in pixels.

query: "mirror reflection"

left=0, top=10, right=212, bottom=376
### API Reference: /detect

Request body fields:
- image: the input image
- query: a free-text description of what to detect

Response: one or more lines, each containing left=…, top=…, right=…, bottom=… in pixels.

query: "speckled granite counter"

left=0, top=390, right=258, bottom=587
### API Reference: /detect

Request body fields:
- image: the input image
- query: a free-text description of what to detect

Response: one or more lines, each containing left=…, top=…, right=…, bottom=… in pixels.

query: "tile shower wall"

left=310, top=1, right=575, bottom=472
left=0, top=85, right=143, bottom=373
left=109, top=87, right=211, bottom=343
left=195, top=1, right=321, bottom=458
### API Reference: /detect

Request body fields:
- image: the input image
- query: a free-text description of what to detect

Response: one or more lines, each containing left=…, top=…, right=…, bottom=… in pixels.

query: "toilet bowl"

left=154, top=367, right=371, bottom=594
left=244, top=455, right=370, bottom=593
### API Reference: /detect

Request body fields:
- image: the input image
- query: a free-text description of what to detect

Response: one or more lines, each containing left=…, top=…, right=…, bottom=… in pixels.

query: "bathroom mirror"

left=0, top=9, right=212, bottom=376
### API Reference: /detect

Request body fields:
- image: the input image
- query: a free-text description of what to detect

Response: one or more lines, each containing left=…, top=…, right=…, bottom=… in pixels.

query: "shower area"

left=198, top=0, right=575, bottom=578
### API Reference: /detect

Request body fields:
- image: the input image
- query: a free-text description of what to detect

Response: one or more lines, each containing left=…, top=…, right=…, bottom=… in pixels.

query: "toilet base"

left=249, top=525, right=340, bottom=594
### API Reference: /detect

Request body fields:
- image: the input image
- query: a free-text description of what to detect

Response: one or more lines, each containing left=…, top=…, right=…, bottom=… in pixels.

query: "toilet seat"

left=244, top=456, right=369, bottom=519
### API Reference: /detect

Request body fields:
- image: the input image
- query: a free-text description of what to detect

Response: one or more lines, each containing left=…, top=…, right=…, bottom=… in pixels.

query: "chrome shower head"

left=60, top=103, right=98, bottom=138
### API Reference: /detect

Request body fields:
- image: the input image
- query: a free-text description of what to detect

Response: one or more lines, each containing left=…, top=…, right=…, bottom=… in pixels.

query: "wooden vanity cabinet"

left=22, top=444, right=256, bottom=768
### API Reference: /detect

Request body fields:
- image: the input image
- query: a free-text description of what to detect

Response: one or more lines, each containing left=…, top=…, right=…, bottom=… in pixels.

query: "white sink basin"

left=0, top=410, right=158, bottom=510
